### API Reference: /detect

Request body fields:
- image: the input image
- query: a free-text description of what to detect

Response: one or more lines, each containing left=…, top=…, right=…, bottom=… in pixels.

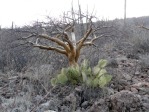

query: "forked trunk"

left=69, top=59, right=78, bottom=67
left=67, top=48, right=79, bottom=67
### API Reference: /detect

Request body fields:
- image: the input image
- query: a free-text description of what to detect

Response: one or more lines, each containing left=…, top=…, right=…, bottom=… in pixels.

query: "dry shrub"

left=131, top=28, right=149, bottom=54
left=139, top=54, right=149, bottom=73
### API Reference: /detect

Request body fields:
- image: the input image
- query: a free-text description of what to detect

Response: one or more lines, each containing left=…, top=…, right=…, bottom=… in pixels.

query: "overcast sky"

left=0, top=0, right=149, bottom=28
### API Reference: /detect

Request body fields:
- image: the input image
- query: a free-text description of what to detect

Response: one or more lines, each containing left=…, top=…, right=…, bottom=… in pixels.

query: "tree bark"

left=67, top=48, right=78, bottom=67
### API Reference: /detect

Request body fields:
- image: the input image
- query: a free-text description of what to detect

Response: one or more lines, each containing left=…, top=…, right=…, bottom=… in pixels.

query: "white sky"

left=0, top=0, right=149, bottom=28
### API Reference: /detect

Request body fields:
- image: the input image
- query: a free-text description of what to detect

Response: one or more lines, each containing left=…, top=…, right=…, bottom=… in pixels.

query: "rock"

left=138, top=88, right=149, bottom=95
left=127, top=54, right=139, bottom=59
left=144, top=94, right=149, bottom=98
left=75, top=86, right=83, bottom=94
left=132, top=82, right=149, bottom=88
left=2, top=92, right=14, bottom=98
left=125, top=86, right=131, bottom=91
left=65, top=93, right=76, bottom=102
left=11, top=108, right=22, bottom=112
left=116, top=56, right=127, bottom=63
left=107, top=58, right=118, bottom=68
left=118, top=79, right=129, bottom=86
left=142, top=103, right=149, bottom=110
left=0, top=96, right=5, bottom=104
left=75, top=109, right=82, bottom=112
left=109, top=90, right=142, bottom=112
left=87, top=99, right=109, bottom=112
left=81, top=101, right=89, bottom=109
left=127, top=62, right=134, bottom=67
left=39, top=99, right=59, bottom=111
left=135, top=71, right=140, bottom=75
left=141, top=96, right=149, bottom=111
left=132, top=78, right=140, bottom=83
left=33, top=95, right=43, bottom=103
left=44, top=110, right=56, bottom=112
left=60, top=105, right=71, bottom=112
left=130, top=87, right=138, bottom=93
left=141, top=96, right=149, bottom=103
left=123, top=74, right=132, bottom=81
left=87, top=90, right=144, bottom=112
left=104, top=87, right=115, bottom=95
left=63, top=93, right=77, bottom=111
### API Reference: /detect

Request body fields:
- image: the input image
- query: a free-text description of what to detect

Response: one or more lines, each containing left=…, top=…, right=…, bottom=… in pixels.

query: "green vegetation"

left=51, top=59, right=112, bottom=88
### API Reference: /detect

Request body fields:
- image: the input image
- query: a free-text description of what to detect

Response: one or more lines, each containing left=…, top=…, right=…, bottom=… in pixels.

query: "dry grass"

left=130, top=27, right=149, bottom=54
left=0, top=64, right=55, bottom=111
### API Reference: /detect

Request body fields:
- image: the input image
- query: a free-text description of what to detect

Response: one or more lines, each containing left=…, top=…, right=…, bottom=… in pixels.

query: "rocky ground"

left=1, top=34, right=149, bottom=112
left=1, top=52, right=149, bottom=112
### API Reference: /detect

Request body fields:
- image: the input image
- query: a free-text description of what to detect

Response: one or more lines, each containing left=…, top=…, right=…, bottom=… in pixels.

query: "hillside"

left=1, top=16, right=149, bottom=112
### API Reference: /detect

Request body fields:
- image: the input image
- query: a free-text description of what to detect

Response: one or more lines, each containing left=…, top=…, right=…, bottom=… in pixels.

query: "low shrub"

left=131, top=28, right=149, bottom=54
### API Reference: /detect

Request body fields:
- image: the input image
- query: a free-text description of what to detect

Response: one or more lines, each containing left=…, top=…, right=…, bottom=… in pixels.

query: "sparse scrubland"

left=1, top=15, right=149, bottom=112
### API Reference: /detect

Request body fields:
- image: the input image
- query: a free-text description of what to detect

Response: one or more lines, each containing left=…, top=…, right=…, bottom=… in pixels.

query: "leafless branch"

left=27, top=41, right=67, bottom=55
left=82, top=34, right=110, bottom=47
left=138, top=25, right=149, bottom=30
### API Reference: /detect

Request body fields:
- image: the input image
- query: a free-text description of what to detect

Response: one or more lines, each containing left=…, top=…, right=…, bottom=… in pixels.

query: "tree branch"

left=75, top=28, right=92, bottom=62
left=36, top=34, right=71, bottom=52
left=76, top=28, right=92, bottom=50
left=138, top=25, right=149, bottom=30
left=82, top=34, right=106, bottom=46
left=22, top=33, right=37, bottom=39
left=28, top=41, right=67, bottom=55
left=93, top=26, right=113, bottom=32
left=62, top=33, right=74, bottom=50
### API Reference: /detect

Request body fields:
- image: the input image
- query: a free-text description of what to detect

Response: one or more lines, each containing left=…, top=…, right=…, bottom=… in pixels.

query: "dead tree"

left=124, top=0, right=127, bottom=25
left=22, top=11, right=110, bottom=67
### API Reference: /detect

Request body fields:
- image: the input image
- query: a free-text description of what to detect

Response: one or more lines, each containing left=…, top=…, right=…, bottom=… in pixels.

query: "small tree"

left=22, top=10, right=110, bottom=67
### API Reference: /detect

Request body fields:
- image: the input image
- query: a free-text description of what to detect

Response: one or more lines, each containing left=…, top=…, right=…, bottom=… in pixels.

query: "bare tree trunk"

left=78, top=0, right=84, bottom=37
left=67, top=48, right=78, bottom=67
left=68, top=57, right=78, bottom=67
left=124, top=0, right=127, bottom=25
left=11, top=21, right=14, bottom=30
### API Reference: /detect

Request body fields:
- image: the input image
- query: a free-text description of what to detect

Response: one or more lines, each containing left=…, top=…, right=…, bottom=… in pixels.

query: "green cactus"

left=98, top=74, right=112, bottom=88
left=93, top=66, right=101, bottom=75
left=51, top=59, right=112, bottom=88
left=61, top=68, right=67, bottom=75
left=57, top=73, right=68, bottom=84
left=81, top=59, right=89, bottom=70
left=98, top=59, right=108, bottom=68
left=97, top=69, right=107, bottom=78
left=85, top=59, right=112, bottom=88
left=86, top=77, right=93, bottom=86
left=92, top=78, right=99, bottom=87
left=66, top=67, right=81, bottom=84
left=51, top=78, right=58, bottom=86
left=82, top=71, right=87, bottom=82
left=81, top=59, right=92, bottom=77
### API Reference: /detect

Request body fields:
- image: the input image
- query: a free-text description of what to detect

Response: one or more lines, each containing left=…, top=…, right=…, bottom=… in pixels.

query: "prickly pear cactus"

left=66, top=66, right=81, bottom=84
left=86, top=59, right=112, bottom=88
left=51, top=59, right=112, bottom=88
left=98, top=59, right=108, bottom=68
